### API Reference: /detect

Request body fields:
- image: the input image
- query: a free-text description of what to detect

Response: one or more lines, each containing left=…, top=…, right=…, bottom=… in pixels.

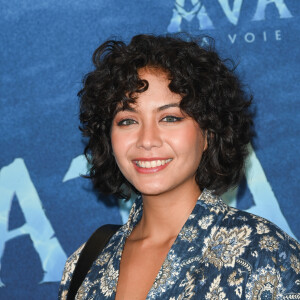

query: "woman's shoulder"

left=211, top=205, right=300, bottom=296
left=58, top=224, right=124, bottom=299
left=58, top=243, right=85, bottom=299
left=220, top=205, right=300, bottom=269
left=222, top=205, right=299, bottom=248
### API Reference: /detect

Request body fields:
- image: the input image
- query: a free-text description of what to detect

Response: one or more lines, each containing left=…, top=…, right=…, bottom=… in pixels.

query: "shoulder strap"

left=67, top=224, right=122, bottom=300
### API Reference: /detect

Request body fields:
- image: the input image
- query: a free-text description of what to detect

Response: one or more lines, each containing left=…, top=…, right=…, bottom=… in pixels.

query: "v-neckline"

left=83, top=189, right=230, bottom=299
left=113, top=192, right=206, bottom=299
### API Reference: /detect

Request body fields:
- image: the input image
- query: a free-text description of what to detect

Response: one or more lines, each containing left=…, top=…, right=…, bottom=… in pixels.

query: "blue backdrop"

left=0, top=1, right=299, bottom=299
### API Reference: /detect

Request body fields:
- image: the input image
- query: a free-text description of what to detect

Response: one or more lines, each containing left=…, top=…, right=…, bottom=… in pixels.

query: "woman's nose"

left=136, top=123, right=163, bottom=150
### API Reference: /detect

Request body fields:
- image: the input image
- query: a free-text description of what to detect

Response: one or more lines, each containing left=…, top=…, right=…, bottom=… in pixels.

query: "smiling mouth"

left=133, top=159, right=173, bottom=169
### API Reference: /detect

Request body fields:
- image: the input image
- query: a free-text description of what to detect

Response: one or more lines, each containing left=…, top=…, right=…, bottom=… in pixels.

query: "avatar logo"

left=167, top=0, right=293, bottom=33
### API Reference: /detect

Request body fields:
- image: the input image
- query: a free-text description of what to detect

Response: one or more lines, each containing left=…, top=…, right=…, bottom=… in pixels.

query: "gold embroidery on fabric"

left=276, top=230, right=285, bottom=240
left=198, top=215, right=214, bottom=229
left=201, top=191, right=228, bottom=215
left=236, top=258, right=252, bottom=275
left=95, top=252, right=111, bottom=266
left=235, top=286, right=243, bottom=298
left=179, top=226, right=198, bottom=242
left=259, top=235, right=280, bottom=252
left=205, top=274, right=228, bottom=300
left=245, top=265, right=285, bottom=299
left=256, top=222, right=270, bottom=235
left=202, top=225, right=252, bottom=270
left=283, top=295, right=300, bottom=299
left=228, top=270, right=244, bottom=286
left=61, top=243, right=85, bottom=285
left=290, top=254, right=300, bottom=274
left=99, top=263, right=119, bottom=297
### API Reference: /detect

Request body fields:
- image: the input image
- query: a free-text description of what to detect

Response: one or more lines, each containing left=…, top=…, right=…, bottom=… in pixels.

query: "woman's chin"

left=137, top=185, right=169, bottom=197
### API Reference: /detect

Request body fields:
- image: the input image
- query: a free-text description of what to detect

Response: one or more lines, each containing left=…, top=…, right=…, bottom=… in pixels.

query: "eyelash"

left=117, top=119, right=137, bottom=126
left=161, top=116, right=184, bottom=122
left=117, top=115, right=184, bottom=126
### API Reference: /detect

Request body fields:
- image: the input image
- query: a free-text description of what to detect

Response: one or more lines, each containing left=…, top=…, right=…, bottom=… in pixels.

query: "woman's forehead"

left=138, top=66, right=170, bottom=79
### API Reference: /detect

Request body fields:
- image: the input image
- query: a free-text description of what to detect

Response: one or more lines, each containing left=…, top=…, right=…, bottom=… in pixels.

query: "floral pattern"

left=198, top=215, right=214, bottom=229
left=228, top=270, right=244, bottom=287
left=99, top=263, right=119, bottom=297
left=245, top=265, right=285, bottom=299
left=149, top=249, right=182, bottom=298
left=291, top=254, right=300, bottom=274
left=256, top=222, right=270, bottom=235
left=179, top=226, right=198, bottom=242
left=60, top=243, right=85, bottom=285
left=202, top=225, right=252, bottom=269
left=205, top=275, right=228, bottom=300
left=59, top=189, right=300, bottom=299
left=259, top=235, right=280, bottom=252
left=95, top=252, right=111, bottom=266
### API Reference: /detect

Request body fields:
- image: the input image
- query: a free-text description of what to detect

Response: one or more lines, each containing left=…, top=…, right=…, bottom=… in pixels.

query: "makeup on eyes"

left=116, top=115, right=185, bottom=126
left=114, top=104, right=186, bottom=125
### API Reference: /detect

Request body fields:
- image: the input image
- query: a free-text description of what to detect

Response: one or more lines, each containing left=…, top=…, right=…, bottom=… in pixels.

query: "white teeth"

left=135, top=159, right=172, bottom=168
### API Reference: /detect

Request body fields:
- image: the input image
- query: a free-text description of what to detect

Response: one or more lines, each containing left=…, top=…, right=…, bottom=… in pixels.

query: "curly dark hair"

left=79, top=34, right=253, bottom=199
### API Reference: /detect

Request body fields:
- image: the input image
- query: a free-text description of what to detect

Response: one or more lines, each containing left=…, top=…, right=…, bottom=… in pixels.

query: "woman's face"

left=111, top=68, right=207, bottom=197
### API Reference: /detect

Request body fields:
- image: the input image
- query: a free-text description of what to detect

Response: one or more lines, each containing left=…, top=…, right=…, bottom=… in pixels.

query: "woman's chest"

left=115, top=239, right=174, bottom=300
left=79, top=244, right=252, bottom=300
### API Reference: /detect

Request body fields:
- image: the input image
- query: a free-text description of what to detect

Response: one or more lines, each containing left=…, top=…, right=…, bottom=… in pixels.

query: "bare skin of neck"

left=128, top=179, right=202, bottom=244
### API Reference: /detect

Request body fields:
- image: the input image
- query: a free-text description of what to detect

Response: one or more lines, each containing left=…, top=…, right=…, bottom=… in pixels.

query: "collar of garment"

left=122, top=188, right=229, bottom=244
left=77, top=189, right=231, bottom=299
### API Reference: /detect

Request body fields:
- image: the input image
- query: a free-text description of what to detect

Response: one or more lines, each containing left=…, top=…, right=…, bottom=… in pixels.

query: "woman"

left=59, top=34, right=300, bottom=299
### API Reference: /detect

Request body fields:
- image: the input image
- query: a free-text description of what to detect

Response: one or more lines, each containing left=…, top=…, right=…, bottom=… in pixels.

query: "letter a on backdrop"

left=0, top=158, right=67, bottom=285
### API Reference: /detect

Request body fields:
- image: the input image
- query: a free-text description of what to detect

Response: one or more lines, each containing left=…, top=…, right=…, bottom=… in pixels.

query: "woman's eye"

left=161, top=116, right=184, bottom=122
left=117, top=119, right=137, bottom=126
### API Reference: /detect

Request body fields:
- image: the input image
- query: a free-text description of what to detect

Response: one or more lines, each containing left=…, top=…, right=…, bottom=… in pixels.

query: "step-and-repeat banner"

left=0, top=1, right=299, bottom=298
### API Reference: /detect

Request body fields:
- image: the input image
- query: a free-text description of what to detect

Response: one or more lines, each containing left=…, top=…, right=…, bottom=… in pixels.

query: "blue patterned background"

left=0, top=1, right=299, bottom=298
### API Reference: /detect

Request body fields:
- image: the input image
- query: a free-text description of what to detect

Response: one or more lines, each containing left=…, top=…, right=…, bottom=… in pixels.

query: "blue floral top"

left=59, top=189, right=300, bottom=299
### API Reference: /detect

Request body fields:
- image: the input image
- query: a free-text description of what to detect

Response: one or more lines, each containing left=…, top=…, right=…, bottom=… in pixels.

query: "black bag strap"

left=67, top=224, right=122, bottom=300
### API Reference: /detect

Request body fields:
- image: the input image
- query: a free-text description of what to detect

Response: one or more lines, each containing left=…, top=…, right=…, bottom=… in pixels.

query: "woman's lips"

left=132, top=158, right=172, bottom=174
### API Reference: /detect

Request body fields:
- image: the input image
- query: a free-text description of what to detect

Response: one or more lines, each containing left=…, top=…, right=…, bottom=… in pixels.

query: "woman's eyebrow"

left=114, top=102, right=180, bottom=115
left=157, top=103, right=180, bottom=111
left=114, top=106, right=136, bottom=115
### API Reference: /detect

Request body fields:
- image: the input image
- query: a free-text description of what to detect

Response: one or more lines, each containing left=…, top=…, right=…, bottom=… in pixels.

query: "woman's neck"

left=130, top=184, right=202, bottom=244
